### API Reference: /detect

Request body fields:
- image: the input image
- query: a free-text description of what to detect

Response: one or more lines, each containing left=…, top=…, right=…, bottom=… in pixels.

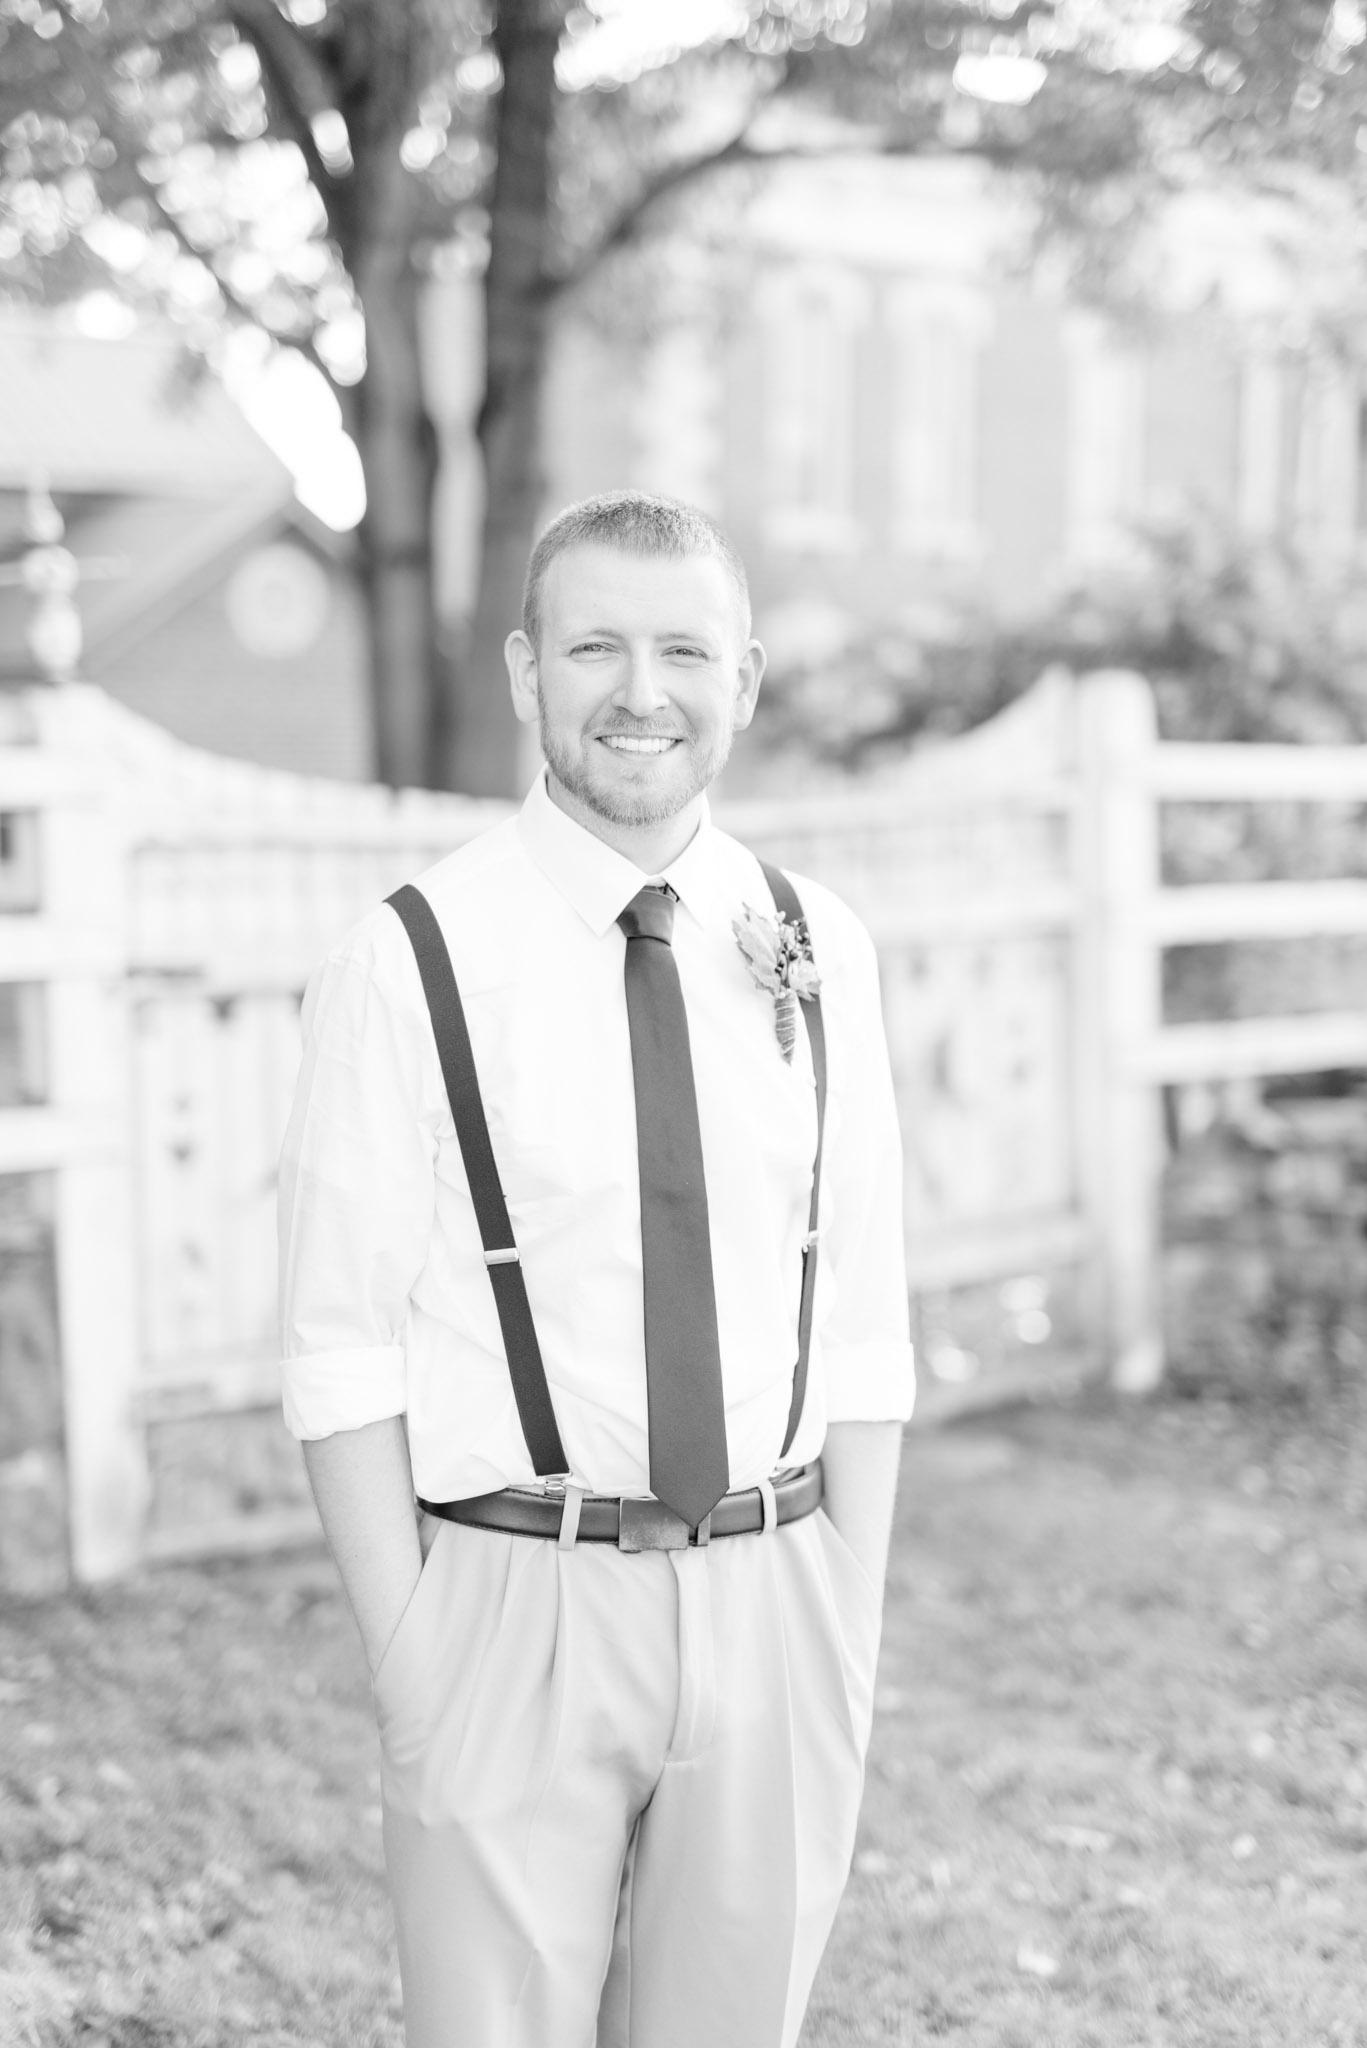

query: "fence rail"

left=1153, top=880, right=1367, bottom=944
left=1147, top=1013, right=1367, bottom=1082
left=1152, top=743, right=1367, bottom=801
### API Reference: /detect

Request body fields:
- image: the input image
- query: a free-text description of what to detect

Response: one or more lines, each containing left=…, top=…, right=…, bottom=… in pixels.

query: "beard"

left=537, top=695, right=735, bottom=828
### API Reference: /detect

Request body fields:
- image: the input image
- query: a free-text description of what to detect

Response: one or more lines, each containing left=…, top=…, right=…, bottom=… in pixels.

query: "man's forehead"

left=542, top=543, right=740, bottom=622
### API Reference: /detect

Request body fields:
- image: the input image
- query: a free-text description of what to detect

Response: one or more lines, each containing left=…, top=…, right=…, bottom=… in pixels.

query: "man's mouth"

left=597, top=734, right=682, bottom=755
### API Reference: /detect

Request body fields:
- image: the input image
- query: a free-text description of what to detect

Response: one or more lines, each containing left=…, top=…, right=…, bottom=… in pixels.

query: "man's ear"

left=731, top=639, right=766, bottom=733
left=506, top=630, right=540, bottom=727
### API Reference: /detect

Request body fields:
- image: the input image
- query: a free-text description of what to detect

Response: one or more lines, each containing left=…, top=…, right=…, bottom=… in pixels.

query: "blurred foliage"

left=4, top=0, right=1365, bottom=437
left=0, top=0, right=498, bottom=383
left=1165, top=1078, right=1367, bottom=1425
left=5, top=0, right=1367, bottom=788
left=1177, top=0, right=1367, bottom=179
left=754, top=514, right=1367, bottom=769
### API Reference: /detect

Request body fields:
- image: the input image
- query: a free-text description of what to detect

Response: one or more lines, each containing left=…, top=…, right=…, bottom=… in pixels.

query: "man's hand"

left=819, top=1419, right=903, bottom=1595
left=302, top=1416, right=424, bottom=1676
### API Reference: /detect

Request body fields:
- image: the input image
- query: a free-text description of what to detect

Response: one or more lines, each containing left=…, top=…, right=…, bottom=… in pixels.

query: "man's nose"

left=613, top=649, right=670, bottom=717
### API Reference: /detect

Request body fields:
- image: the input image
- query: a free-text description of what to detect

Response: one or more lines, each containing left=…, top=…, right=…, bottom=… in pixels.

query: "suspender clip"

left=557, top=1484, right=587, bottom=1549
left=802, top=1230, right=820, bottom=1250
left=484, top=1246, right=520, bottom=1266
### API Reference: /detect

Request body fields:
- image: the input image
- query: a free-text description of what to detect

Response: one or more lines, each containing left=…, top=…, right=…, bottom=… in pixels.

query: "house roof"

left=0, top=309, right=355, bottom=677
left=0, top=488, right=353, bottom=678
left=0, top=308, right=290, bottom=498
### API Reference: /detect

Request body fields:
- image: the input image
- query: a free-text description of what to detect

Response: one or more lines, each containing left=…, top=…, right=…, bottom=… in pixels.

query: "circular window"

left=225, top=543, right=331, bottom=659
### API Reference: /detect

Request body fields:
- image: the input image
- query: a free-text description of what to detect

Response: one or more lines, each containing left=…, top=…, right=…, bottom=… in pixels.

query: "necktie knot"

left=618, top=884, right=676, bottom=947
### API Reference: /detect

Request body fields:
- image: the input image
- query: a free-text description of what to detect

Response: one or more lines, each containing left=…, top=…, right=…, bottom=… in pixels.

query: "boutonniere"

left=732, top=903, right=822, bottom=1063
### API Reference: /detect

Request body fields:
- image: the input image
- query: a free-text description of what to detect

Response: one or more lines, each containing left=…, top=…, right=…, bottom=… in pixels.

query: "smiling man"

left=278, top=492, right=914, bottom=2048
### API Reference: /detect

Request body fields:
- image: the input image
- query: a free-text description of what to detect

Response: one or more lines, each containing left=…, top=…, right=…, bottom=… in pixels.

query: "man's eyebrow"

left=560, top=623, right=720, bottom=643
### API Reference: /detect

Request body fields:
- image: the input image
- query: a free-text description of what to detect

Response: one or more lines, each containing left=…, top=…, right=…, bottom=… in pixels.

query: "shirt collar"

left=516, top=768, right=726, bottom=937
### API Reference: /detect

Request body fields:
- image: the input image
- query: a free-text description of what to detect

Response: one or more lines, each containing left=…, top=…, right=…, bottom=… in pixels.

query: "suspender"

left=385, top=863, right=827, bottom=1480
left=386, top=883, right=569, bottom=1478
left=757, top=861, right=827, bottom=1459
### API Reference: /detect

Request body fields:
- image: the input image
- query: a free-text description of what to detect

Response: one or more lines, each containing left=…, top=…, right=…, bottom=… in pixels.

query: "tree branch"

left=143, top=185, right=340, bottom=390
left=222, top=0, right=345, bottom=225
left=542, top=56, right=798, bottom=299
left=543, top=132, right=757, bottom=299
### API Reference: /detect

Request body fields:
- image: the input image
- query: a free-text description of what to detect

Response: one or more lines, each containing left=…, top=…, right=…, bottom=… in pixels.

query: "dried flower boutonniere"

left=732, top=903, right=822, bottom=1063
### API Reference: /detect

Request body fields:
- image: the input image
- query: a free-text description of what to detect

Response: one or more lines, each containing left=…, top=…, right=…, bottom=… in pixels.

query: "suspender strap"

left=386, top=883, right=569, bottom=1478
left=758, top=861, right=827, bottom=1457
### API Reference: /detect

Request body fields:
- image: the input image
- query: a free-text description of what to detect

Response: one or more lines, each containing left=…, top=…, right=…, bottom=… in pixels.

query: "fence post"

left=1075, top=669, right=1165, bottom=1392
left=34, top=684, right=148, bottom=1579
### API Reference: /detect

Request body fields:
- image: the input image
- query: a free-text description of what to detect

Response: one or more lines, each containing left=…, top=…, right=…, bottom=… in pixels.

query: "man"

left=278, top=491, right=914, bottom=2048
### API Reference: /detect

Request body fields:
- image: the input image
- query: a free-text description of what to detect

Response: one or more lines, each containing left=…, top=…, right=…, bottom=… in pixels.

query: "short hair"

left=522, top=490, right=751, bottom=649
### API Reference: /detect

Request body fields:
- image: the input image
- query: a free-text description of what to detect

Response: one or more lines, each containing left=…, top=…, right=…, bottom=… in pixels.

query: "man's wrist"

left=820, top=1420, right=903, bottom=1591
left=362, top=1554, right=424, bottom=1678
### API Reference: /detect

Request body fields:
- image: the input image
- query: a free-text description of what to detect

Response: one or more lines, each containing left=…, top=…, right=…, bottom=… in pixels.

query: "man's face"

left=506, top=543, right=764, bottom=831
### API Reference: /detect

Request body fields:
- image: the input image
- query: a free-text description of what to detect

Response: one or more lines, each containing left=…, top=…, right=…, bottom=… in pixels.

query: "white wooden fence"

left=0, top=668, right=1363, bottom=1582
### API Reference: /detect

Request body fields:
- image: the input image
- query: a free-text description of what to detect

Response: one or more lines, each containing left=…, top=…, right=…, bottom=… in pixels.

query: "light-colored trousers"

left=373, top=1503, right=881, bottom=2048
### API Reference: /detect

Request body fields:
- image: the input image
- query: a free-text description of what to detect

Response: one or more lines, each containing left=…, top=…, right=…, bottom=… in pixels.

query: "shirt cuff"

left=280, top=1345, right=407, bottom=1442
left=822, top=1339, right=917, bottom=1425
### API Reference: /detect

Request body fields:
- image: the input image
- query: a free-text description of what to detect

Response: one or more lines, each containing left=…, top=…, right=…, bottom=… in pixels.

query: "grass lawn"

left=3, top=1388, right=1366, bottom=2047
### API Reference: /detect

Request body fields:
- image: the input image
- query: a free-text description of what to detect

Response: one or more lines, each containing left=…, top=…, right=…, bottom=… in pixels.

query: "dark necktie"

left=617, top=885, right=730, bottom=1528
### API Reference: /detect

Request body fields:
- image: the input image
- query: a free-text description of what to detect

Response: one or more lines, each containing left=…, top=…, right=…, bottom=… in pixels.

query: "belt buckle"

left=618, top=1496, right=691, bottom=1552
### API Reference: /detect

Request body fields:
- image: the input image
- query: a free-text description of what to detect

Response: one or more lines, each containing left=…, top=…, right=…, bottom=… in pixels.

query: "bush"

left=752, top=513, right=1367, bottom=767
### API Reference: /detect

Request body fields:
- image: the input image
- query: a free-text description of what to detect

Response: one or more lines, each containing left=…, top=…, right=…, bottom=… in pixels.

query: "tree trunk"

left=437, top=0, right=568, bottom=796
left=350, top=207, right=441, bottom=789
left=451, top=334, right=550, bottom=795
left=326, top=1, right=444, bottom=793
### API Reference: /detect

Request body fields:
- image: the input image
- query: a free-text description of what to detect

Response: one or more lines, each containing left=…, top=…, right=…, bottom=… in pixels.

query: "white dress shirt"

left=278, top=770, right=914, bottom=1501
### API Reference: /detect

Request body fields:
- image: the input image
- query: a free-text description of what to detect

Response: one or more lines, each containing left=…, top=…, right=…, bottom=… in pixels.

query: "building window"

left=1294, top=354, right=1359, bottom=558
left=759, top=266, right=869, bottom=553
left=887, top=283, right=990, bottom=559
left=1236, top=345, right=1283, bottom=536
left=1237, top=344, right=1361, bottom=556
left=1063, top=311, right=1147, bottom=565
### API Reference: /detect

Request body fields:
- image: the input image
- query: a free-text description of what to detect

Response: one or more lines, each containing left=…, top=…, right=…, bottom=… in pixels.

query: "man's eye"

left=668, top=645, right=707, bottom=659
left=571, top=641, right=613, bottom=655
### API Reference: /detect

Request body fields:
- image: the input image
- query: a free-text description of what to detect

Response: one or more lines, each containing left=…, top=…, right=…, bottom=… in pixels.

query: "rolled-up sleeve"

left=278, top=944, right=438, bottom=1441
left=819, top=914, right=916, bottom=1425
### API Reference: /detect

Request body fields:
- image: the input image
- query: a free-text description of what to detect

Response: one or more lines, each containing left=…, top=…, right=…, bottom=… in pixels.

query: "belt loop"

left=758, top=1478, right=778, bottom=1535
left=693, top=1511, right=712, bottom=1548
left=557, top=1484, right=586, bottom=1550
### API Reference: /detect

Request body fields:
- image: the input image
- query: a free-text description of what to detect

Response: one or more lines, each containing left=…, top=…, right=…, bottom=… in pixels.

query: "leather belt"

left=418, top=1460, right=823, bottom=1552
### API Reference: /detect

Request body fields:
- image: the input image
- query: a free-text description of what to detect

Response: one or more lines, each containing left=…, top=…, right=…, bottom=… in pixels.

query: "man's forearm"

left=820, top=1419, right=903, bottom=1592
left=302, top=1416, right=423, bottom=1675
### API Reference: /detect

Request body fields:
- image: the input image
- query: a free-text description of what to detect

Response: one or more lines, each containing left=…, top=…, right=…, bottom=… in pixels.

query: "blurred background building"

left=529, top=157, right=1364, bottom=730
left=0, top=311, right=371, bottom=779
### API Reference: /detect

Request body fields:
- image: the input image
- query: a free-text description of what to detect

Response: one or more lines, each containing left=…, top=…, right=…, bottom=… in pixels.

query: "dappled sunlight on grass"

left=809, top=1395, right=1367, bottom=2046
left=0, top=1557, right=402, bottom=2047
left=2, top=1391, right=1366, bottom=2044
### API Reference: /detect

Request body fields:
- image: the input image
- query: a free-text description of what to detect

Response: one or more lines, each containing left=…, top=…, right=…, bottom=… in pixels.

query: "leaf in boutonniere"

left=732, top=904, right=783, bottom=992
